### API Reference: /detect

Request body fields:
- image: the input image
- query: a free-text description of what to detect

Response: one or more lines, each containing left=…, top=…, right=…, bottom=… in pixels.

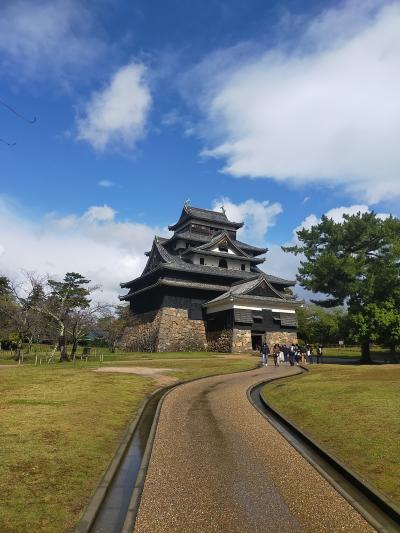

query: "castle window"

left=219, top=258, right=228, bottom=268
left=241, top=264, right=246, bottom=271
left=200, top=257, right=205, bottom=265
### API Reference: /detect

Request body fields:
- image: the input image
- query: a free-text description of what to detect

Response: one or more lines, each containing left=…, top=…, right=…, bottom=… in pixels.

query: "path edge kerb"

left=75, top=361, right=259, bottom=532
left=247, top=370, right=400, bottom=530
left=121, top=383, right=175, bottom=533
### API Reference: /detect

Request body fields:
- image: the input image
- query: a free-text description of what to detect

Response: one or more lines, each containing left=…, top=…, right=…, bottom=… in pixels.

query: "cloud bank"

left=212, top=196, right=282, bottom=245
left=0, top=197, right=166, bottom=302
left=195, top=1, right=400, bottom=203
left=77, top=63, right=152, bottom=151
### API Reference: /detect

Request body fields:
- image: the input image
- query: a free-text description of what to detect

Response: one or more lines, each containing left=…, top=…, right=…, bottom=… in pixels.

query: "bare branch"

left=0, top=97, right=37, bottom=124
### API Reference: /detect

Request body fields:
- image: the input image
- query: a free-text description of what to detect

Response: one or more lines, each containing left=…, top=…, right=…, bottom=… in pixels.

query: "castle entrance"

left=251, top=333, right=264, bottom=351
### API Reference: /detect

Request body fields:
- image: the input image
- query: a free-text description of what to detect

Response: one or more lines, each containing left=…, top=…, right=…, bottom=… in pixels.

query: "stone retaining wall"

left=122, top=309, right=297, bottom=353
left=121, top=309, right=160, bottom=352
left=157, top=307, right=207, bottom=352
left=266, top=331, right=298, bottom=347
left=232, top=328, right=252, bottom=352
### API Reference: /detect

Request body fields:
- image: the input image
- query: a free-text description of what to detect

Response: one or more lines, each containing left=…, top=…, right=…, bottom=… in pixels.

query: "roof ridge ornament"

left=184, top=198, right=191, bottom=210
left=221, top=205, right=226, bottom=216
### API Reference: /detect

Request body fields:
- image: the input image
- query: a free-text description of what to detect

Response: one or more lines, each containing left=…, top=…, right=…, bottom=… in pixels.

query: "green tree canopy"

left=296, top=304, right=346, bottom=345
left=284, top=212, right=400, bottom=363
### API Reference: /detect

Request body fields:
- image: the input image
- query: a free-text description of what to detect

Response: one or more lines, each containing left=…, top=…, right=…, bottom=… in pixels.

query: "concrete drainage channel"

left=249, top=375, right=400, bottom=533
left=75, top=384, right=175, bottom=533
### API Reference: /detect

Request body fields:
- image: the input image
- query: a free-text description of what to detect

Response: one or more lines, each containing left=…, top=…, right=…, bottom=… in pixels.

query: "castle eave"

left=121, top=278, right=231, bottom=299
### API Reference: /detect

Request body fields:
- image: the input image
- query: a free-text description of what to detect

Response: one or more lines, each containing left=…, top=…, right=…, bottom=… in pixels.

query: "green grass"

left=263, top=366, right=400, bottom=506
left=0, top=352, right=256, bottom=532
left=0, top=349, right=221, bottom=365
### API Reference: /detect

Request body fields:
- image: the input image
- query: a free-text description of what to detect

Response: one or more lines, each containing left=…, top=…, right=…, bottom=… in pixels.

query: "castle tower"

left=120, top=204, right=300, bottom=352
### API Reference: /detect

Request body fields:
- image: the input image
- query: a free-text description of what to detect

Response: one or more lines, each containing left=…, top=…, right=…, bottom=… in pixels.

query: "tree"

left=296, top=304, right=346, bottom=345
left=32, top=272, right=92, bottom=362
left=67, top=302, right=109, bottom=359
left=0, top=275, right=46, bottom=361
left=284, top=212, right=400, bottom=363
left=96, top=305, right=129, bottom=353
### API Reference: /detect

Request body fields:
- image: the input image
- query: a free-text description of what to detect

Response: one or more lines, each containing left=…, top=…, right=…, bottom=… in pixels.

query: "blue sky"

left=0, top=0, right=399, bottom=300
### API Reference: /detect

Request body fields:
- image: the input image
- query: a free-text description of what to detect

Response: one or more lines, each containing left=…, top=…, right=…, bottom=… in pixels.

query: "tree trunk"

left=14, top=338, right=23, bottom=362
left=71, top=339, right=78, bottom=359
left=59, top=333, right=69, bottom=362
left=360, top=338, right=372, bottom=364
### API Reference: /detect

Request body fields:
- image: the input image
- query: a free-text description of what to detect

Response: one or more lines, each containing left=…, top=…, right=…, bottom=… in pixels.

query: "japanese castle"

left=120, top=203, right=300, bottom=352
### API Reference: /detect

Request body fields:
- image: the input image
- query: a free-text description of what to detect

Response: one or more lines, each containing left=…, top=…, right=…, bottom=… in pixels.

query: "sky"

left=0, top=0, right=399, bottom=302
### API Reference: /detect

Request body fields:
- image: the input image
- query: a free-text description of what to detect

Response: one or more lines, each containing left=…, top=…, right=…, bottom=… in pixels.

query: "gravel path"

left=134, top=366, right=374, bottom=532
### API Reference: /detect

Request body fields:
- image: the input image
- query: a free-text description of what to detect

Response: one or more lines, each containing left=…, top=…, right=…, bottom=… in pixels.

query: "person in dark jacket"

left=260, top=342, right=270, bottom=366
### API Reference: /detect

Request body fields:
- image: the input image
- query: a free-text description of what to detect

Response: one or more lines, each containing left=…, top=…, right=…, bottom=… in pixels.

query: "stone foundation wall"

left=122, top=307, right=207, bottom=352
left=265, top=331, right=298, bottom=347
left=232, top=328, right=252, bottom=353
left=122, top=308, right=297, bottom=353
left=206, top=329, right=233, bottom=353
left=121, top=309, right=160, bottom=352
left=157, top=307, right=207, bottom=352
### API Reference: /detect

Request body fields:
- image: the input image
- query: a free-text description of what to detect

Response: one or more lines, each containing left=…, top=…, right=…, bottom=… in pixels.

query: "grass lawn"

left=263, top=365, right=400, bottom=506
left=0, top=352, right=256, bottom=533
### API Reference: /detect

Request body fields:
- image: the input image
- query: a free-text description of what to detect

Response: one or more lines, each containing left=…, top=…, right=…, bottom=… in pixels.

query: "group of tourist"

left=260, top=342, right=323, bottom=367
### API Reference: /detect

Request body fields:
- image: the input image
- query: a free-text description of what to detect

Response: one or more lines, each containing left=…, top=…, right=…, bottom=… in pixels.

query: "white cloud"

left=77, top=63, right=152, bottom=151
left=0, top=0, right=105, bottom=81
left=83, top=205, right=116, bottom=223
left=194, top=1, right=400, bottom=203
left=294, top=204, right=389, bottom=239
left=0, top=197, right=167, bottom=303
left=98, top=180, right=115, bottom=188
left=212, top=196, right=282, bottom=244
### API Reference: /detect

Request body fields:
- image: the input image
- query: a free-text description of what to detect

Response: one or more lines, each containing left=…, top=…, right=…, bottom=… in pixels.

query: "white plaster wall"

left=193, top=254, right=249, bottom=271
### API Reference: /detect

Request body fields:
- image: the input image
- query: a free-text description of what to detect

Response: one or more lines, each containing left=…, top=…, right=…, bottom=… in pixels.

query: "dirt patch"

left=94, top=366, right=179, bottom=386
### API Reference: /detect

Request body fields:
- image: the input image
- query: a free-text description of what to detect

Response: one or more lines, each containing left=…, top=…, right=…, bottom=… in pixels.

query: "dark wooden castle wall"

left=234, top=308, right=296, bottom=334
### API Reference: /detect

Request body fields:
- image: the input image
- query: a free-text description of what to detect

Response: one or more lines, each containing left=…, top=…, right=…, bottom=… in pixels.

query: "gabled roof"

left=205, top=274, right=298, bottom=306
left=163, top=230, right=267, bottom=256
left=142, top=237, right=174, bottom=274
left=144, top=236, right=168, bottom=256
left=168, top=204, right=243, bottom=231
left=191, top=232, right=250, bottom=257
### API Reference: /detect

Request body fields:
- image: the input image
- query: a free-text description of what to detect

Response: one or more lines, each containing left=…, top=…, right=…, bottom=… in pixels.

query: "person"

left=260, top=342, right=270, bottom=366
left=273, top=344, right=280, bottom=367
left=300, top=346, right=306, bottom=364
left=317, top=344, right=323, bottom=364
left=307, top=344, right=314, bottom=364
left=294, top=344, right=301, bottom=365
left=288, top=345, right=295, bottom=366
left=283, top=344, right=289, bottom=364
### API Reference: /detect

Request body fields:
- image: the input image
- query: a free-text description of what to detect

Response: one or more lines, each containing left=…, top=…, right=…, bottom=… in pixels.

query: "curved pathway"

left=134, top=366, right=374, bottom=532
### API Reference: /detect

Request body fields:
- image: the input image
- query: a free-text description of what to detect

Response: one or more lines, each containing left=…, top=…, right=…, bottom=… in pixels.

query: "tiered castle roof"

left=120, top=204, right=295, bottom=302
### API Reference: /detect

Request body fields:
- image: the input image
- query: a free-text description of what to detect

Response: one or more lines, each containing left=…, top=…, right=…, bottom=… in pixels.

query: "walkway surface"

left=134, top=366, right=374, bottom=532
